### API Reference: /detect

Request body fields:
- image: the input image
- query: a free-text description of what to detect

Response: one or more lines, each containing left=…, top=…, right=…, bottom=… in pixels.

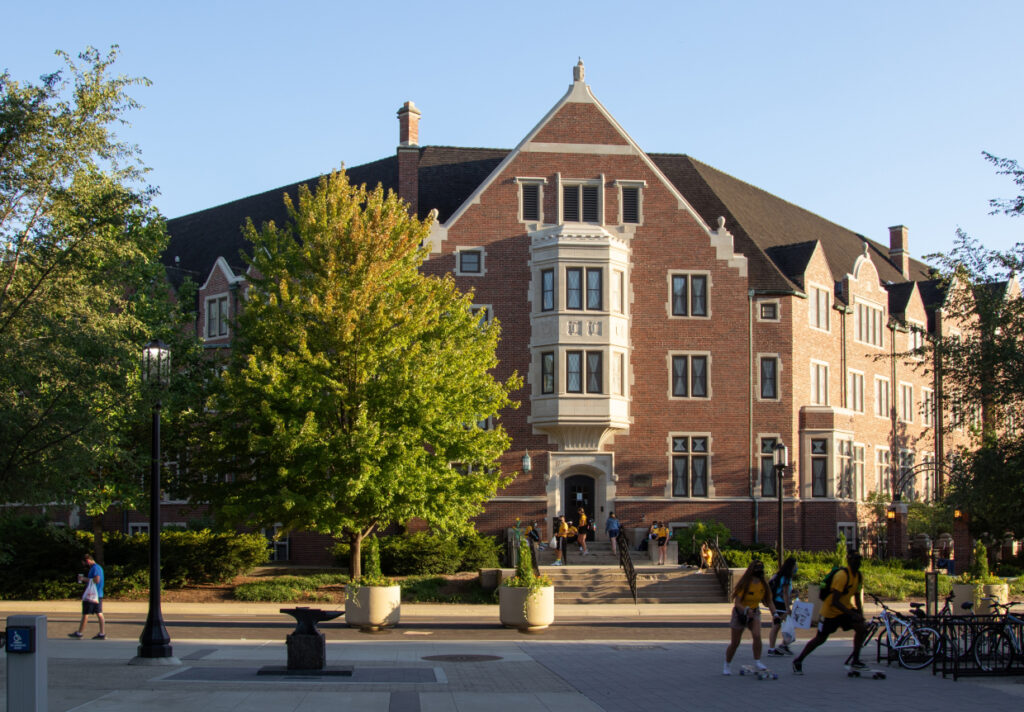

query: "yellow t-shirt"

left=557, top=521, right=569, bottom=537
left=736, top=581, right=767, bottom=610
left=654, top=526, right=669, bottom=540
left=578, top=514, right=588, bottom=528
left=820, top=568, right=862, bottom=619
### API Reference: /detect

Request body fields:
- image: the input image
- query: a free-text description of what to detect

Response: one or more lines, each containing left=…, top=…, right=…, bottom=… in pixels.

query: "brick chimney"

left=889, top=225, right=910, bottom=279
left=397, top=101, right=421, bottom=217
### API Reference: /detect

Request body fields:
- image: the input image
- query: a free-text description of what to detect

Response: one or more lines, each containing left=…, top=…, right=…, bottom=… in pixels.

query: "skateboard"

left=739, top=665, right=778, bottom=680
left=845, top=665, right=886, bottom=679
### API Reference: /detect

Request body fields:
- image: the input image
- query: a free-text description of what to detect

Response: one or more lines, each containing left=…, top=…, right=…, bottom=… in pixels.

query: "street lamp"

left=136, top=339, right=175, bottom=661
left=774, top=441, right=788, bottom=568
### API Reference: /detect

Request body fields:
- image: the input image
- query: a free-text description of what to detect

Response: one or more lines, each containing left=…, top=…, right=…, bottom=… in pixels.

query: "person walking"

left=576, top=507, right=589, bottom=555
left=723, top=560, right=779, bottom=675
left=700, top=540, right=714, bottom=570
left=654, top=521, right=670, bottom=565
left=605, top=512, right=621, bottom=555
left=767, top=556, right=798, bottom=656
left=792, top=550, right=868, bottom=674
left=553, top=515, right=569, bottom=566
left=69, top=553, right=106, bottom=639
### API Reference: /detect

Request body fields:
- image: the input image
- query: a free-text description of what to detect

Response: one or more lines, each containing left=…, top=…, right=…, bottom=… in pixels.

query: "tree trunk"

left=348, top=530, right=362, bottom=581
left=91, top=515, right=106, bottom=565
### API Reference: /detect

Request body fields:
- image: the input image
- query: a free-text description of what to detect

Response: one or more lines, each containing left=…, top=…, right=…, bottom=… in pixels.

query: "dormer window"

left=206, top=295, right=229, bottom=338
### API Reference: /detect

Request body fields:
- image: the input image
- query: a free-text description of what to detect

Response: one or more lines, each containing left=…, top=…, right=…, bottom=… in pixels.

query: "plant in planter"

left=951, top=541, right=1009, bottom=614
left=499, top=537, right=554, bottom=632
left=345, top=536, right=401, bottom=631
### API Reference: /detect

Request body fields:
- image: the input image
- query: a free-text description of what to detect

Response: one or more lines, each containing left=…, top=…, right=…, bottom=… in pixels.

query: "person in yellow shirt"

left=654, top=522, right=670, bottom=564
left=554, top=516, right=569, bottom=566
left=724, top=559, right=779, bottom=675
left=576, top=507, right=589, bottom=556
left=792, top=550, right=868, bottom=674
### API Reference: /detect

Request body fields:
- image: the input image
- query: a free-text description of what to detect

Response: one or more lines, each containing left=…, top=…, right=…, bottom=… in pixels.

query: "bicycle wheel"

left=898, top=626, right=940, bottom=669
left=974, top=629, right=1015, bottom=673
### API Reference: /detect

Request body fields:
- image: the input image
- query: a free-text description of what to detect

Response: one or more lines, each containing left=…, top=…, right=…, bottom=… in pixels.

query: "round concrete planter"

left=345, top=585, right=401, bottom=631
left=499, top=585, right=554, bottom=632
left=951, top=582, right=980, bottom=613
left=977, top=582, right=1009, bottom=615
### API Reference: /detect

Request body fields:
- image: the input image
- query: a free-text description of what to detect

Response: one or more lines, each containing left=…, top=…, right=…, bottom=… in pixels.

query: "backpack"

left=818, top=565, right=850, bottom=601
left=768, top=573, right=784, bottom=600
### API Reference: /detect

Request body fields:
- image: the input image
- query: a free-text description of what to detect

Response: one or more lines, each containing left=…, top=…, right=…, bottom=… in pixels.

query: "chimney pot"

left=397, top=101, right=421, bottom=146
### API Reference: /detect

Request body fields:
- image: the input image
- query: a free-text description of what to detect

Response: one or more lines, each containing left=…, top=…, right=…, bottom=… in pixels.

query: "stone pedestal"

left=952, top=516, right=971, bottom=576
left=286, top=632, right=326, bottom=670
left=886, top=503, right=909, bottom=559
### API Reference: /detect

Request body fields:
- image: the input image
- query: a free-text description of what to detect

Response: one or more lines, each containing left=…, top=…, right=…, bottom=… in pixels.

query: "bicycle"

left=909, top=593, right=976, bottom=664
left=973, top=600, right=1023, bottom=673
left=867, top=594, right=941, bottom=669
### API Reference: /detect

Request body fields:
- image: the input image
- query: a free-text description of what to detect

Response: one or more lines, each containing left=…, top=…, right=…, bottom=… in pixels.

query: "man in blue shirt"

left=69, top=553, right=105, bottom=639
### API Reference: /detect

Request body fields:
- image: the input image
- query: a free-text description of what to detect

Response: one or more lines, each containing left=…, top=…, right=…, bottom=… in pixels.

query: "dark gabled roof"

left=652, top=155, right=934, bottom=297
left=886, top=281, right=917, bottom=317
left=162, top=149, right=508, bottom=288
left=916, top=279, right=948, bottom=332
left=164, top=146, right=937, bottom=303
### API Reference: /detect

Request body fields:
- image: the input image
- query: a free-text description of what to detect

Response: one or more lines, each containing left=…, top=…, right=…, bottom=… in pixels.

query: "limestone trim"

left=545, top=452, right=616, bottom=534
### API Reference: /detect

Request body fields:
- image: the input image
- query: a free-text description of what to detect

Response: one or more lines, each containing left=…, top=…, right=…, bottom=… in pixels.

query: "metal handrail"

left=711, top=540, right=730, bottom=597
left=616, top=531, right=637, bottom=604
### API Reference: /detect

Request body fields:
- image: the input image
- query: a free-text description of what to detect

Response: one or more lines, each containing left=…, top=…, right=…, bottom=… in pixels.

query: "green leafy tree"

left=947, top=436, right=1024, bottom=543
left=197, top=171, right=521, bottom=578
left=0, top=47, right=180, bottom=515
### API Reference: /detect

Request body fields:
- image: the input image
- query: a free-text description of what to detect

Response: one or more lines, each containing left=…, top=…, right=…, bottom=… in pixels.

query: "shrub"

left=0, top=515, right=89, bottom=599
left=379, top=532, right=462, bottom=575
left=673, top=520, right=730, bottom=561
left=457, top=532, right=501, bottom=571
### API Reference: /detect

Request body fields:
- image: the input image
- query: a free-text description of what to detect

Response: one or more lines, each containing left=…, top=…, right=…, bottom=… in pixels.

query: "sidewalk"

left=3, top=602, right=1024, bottom=711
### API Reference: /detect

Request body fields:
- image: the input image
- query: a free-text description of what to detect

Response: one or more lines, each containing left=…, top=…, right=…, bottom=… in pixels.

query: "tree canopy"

left=196, top=172, right=521, bottom=577
left=932, top=154, right=1024, bottom=539
left=0, top=47, right=188, bottom=507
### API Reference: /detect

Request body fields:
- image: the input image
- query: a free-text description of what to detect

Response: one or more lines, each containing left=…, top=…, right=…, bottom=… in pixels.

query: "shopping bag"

left=82, top=579, right=99, bottom=604
left=781, top=612, right=797, bottom=644
left=549, top=536, right=558, bottom=548
left=791, top=599, right=814, bottom=629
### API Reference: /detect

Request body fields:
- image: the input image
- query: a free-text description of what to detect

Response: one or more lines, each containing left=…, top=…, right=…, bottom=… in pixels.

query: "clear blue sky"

left=7, top=1, right=1022, bottom=260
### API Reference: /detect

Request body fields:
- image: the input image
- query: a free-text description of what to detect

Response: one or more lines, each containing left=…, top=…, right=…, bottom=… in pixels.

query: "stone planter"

left=977, top=582, right=1009, bottom=616
left=345, top=585, right=401, bottom=631
left=498, top=585, right=554, bottom=632
left=951, top=582, right=980, bottom=613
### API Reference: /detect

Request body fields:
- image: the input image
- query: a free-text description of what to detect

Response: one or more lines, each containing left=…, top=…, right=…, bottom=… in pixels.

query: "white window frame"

left=757, top=300, right=781, bottom=322
left=668, top=432, right=713, bottom=498
left=837, top=522, right=858, bottom=548
left=811, top=360, right=830, bottom=405
left=854, top=299, right=885, bottom=348
left=757, top=354, right=781, bottom=401
left=922, top=387, right=934, bottom=427
left=908, top=321, right=926, bottom=360
left=846, top=370, right=865, bottom=412
left=559, top=176, right=603, bottom=225
left=875, top=376, right=891, bottom=419
left=669, top=351, right=712, bottom=400
left=470, top=304, right=492, bottom=327
left=614, top=179, right=646, bottom=226
left=667, top=271, right=711, bottom=319
left=205, top=293, right=230, bottom=339
left=455, top=246, right=486, bottom=276
left=808, top=284, right=831, bottom=332
left=515, top=177, right=546, bottom=223
left=129, top=522, right=150, bottom=535
left=875, top=447, right=891, bottom=495
left=899, top=382, right=914, bottom=423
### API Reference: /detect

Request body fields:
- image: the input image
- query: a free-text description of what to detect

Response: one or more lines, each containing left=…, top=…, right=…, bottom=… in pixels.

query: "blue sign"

left=6, top=626, right=34, bottom=653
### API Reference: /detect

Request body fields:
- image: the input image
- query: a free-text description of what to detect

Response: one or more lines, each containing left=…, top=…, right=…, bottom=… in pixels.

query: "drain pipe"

left=749, top=290, right=758, bottom=544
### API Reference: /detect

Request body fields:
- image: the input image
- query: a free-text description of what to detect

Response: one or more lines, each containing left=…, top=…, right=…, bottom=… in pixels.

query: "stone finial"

left=717, top=216, right=726, bottom=231
left=863, top=240, right=870, bottom=257
left=574, top=58, right=585, bottom=82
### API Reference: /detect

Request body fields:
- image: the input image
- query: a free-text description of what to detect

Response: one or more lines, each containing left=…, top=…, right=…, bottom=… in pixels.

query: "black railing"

left=711, top=540, right=730, bottom=597
left=616, top=531, right=637, bottom=604
left=928, top=613, right=1024, bottom=679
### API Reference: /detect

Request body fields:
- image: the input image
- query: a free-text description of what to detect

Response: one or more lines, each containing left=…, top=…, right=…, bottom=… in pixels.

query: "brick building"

left=163, top=62, right=972, bottom=562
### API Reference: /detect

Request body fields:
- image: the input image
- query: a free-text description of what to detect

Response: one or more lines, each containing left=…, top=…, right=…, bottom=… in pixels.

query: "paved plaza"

left=3, top=602, right=1023, bottom=711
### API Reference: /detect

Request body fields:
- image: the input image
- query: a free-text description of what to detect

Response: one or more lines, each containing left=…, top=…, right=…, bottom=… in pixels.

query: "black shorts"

left=820, top=612, right=860, bottom=634
left=82, top=599, right=103, bottom=615
left=657, top=537, right=667, bottom=545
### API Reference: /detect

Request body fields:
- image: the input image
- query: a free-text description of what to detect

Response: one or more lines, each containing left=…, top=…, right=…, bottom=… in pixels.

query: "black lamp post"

left=138, top=339, right=173, bottom=659
left=774, top=441, right=788, bottom=569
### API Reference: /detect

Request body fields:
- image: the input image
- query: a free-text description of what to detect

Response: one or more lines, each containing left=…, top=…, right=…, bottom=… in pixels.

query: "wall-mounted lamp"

left=521, top=450, right=532, bottom=474
left=886, top=509, right=896, bottom=520
left=954, top=509, right=963, bottom=520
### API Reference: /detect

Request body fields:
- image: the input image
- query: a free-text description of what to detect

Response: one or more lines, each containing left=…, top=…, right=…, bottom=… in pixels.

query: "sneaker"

left=767, top=648, right=785, bottom=657
left=68, top=631, right=83, bottom=638
left=553, top=560, right=563, bottom=566
left=849, top=660, right=868, bottom=671
left=92, top=634, right=106, bottom=640
left=722, top=662, right=731, bottom=675
left=792, top=660, right=803, bottom=675
left=777, top=643, right=793, bottom=655
left=755, top=661, right=768, bottom=671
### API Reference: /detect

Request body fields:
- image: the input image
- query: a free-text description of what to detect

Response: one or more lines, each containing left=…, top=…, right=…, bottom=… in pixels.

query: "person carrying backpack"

left=792, top=550, right=868, bottom=674
left=767, top=556, right=797, bottom=656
